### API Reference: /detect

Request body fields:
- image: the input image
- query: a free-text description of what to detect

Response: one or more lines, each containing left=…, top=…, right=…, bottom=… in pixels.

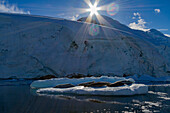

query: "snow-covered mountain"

left=0, top=13, right=169, bottom=78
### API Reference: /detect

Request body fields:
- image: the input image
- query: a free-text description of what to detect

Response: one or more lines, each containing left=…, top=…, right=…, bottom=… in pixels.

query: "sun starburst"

left=86, top=3, right=100, bottom=16
left=85, top=0, right=101, bottom=16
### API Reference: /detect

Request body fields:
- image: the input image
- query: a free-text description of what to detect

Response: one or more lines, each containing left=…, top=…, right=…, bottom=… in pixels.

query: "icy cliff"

left=0, top=13, right=169, bottom=78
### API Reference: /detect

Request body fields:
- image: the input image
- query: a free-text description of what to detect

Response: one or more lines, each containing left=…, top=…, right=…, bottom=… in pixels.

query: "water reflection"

left=33, top=84, right=170, bottom=113
left=0, top=82, right=170, bottom=113
left=37, top=93, right=128, bottom=105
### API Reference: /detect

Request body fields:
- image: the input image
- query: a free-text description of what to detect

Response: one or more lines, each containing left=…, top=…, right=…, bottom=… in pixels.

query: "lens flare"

left=89, top=24, right=99, bottom=36
left=107, top=3, right=119, bottom=16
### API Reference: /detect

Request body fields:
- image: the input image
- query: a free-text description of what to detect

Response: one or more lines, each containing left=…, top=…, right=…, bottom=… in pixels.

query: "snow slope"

left=0, top=13, right=169, bottom=78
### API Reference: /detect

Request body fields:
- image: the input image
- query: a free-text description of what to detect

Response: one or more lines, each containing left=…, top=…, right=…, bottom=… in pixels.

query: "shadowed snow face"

left=0, top=12, right=169, bottom=78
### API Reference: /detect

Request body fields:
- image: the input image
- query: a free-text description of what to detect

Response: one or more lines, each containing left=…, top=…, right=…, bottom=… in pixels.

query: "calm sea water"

left=0, top=80, right=170, bottom=113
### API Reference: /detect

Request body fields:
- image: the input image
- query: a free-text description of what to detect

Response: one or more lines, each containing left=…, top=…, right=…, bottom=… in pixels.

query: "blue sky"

left=0, top=0, right=170, bottom=36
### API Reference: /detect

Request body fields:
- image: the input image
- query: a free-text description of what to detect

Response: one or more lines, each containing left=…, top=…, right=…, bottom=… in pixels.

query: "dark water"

left=0, top=81, right=170, bottom=113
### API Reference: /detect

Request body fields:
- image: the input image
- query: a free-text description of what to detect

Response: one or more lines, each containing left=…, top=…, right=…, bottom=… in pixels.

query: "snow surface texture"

left=0, top=13, right=170, bottom=78
left=30, top=76, right=134, bottom=88
left=37, top=84, right=148, bottom=96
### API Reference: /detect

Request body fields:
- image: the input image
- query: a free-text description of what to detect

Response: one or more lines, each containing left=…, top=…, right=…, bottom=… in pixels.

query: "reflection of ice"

left=149, top=84, right=170, bottom=87
left=132, top=99, right=162, bottom=113
left=144, top=101, right=162, bottom=107
left=131, top=86, right=170, bottom=113
left=149, top=91, right=170, bottom=101
left=31, top=84, right=170, bottom=113
left=148, top=91, right=168, bottom=96
left=107, top=3, right=119, bottom=16
left=159, top=97, right=170, bottom=100
left=37, top=93, right=127, bottom=105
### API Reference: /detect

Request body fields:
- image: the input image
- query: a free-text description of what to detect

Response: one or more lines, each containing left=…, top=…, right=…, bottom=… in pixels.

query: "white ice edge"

left=37, top=84, right=148, bottom=96
left=30, top=76, right=135, bottom=88
left=30, top=75, right=170, bottom=89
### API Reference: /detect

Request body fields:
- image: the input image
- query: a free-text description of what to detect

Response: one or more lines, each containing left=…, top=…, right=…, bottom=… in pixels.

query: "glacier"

left=0, top=13, right=170, bottom=78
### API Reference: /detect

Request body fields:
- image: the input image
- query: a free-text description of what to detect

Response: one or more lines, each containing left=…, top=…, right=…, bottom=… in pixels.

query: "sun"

left=86, top=1, right=100, bottom=16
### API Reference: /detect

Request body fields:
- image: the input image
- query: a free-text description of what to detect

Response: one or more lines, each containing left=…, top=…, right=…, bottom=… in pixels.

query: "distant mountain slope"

left=0, top=13, right=169, bottom=78
left=78, top=15, right=170, bottom=46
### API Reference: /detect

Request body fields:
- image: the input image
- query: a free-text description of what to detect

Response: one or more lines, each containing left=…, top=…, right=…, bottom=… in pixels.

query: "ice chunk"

left=30, top=76, right=135, bottom=89
left=37, top=84, right=148, bottom=96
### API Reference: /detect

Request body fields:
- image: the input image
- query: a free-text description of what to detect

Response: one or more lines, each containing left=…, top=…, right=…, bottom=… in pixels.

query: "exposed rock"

left=69, top=41, right=78, bottom=50
left=108, top=81, right=125, bottom=87
left=120, top=80, right=134, bottom=85
left=78, top=81, right=95, bottom=87
left=108, top=80, right=133, bottom=87
left=123, top=74, right=131, bottom=77
left=86, top=82, right=111, bottom=87
left=66, top=73, right=92, bottom=79
left=37, top=75, right=57, bottom=80
left=54, top=84, right=75, bottom=88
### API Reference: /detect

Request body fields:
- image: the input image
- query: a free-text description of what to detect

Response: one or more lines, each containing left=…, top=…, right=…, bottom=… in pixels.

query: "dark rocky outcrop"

left=78, top=81, right=95, bottom=87
left=66, top=73, right=93, bottom=79
left=123, top=74, right=131, bottom=77
left=108, top=80, right=133, bottom=87
left=78, top=80, right=133, bottom=87
left=37, top=75, right=57, bottom=80
left=121, top=80, right=134, bottom=85
left=54, top=84, right=75, bottom=88
left=108, top=81, right=125, bottom=87
left=85, top=82, right=111, bottom=87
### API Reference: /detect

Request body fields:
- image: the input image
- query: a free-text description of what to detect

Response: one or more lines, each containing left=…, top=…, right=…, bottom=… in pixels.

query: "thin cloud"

left=158, top=29, right=168, bottom=31
left=154, top=9, right=160, bottom=13
left=70, top=14, right=79, bottom=21
left=134, top=12, right=140, bottom=17
left=129, top=12, right=149, bottom=31
left=0, top=1, right=30, bottom=14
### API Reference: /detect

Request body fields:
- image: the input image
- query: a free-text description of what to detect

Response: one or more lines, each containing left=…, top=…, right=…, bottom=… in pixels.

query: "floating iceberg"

left=30, top=76, right=148, bottom=96
left=37, top=84, right=148, bottom=96
left=30, top=76, right=135, bottom=89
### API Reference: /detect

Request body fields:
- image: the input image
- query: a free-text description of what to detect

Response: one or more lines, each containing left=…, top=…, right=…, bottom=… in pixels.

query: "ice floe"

left=30, top=76, right=135, bottom=89
left=31, top=76, right=148, bottom=96
left=37, top=84, right=148, bottom=96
